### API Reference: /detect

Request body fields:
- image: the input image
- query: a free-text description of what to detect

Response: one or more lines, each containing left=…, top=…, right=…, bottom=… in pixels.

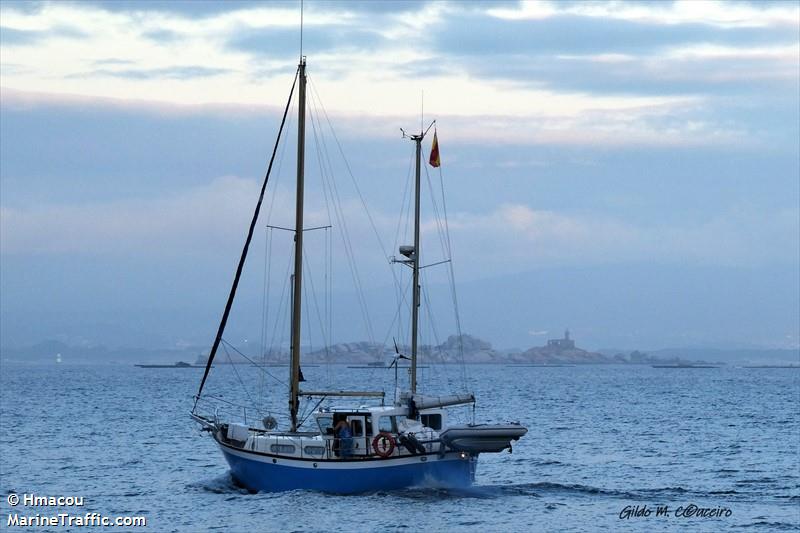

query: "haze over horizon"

left=1, top=1, right=798, bottom=354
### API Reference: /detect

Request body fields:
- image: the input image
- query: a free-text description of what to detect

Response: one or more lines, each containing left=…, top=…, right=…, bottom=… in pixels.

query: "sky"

left=1, top=0, right=798, bottom=353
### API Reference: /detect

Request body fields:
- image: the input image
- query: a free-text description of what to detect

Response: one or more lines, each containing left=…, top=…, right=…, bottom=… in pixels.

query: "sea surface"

left=1, top=362, right=798, bottom=532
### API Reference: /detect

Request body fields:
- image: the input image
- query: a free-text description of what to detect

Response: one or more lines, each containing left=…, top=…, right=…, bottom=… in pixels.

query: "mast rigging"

left=193, top=68, right=299, bottom=412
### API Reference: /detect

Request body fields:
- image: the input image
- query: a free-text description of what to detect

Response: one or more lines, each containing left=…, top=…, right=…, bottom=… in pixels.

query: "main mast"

left=289, top=57, right=307, bottom=432
left=410, top=133, right=422, bottom=395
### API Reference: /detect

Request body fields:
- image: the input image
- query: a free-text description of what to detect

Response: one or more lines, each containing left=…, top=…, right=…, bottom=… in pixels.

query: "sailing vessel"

left=190, top=57, right=526, bottom=493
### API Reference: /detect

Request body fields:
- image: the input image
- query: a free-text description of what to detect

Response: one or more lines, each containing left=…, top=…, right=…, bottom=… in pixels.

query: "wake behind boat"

left=190, top=54, right=526, bottom=493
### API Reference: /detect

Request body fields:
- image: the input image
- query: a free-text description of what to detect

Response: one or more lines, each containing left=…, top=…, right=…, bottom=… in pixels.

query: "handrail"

left=194, top=395, right=287, bottom=430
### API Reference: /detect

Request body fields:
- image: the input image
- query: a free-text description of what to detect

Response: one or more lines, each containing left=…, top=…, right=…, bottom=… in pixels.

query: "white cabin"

left=223, top=405, right=447, bottom=461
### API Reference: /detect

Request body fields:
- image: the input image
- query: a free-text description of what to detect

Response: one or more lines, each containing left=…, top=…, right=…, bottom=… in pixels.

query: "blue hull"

left=220, top=444, right=476, bottom=493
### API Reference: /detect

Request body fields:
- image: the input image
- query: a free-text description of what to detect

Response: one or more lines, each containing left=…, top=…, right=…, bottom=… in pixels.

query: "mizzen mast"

left=397, top=120, right=433, bottom=395
left=409, top=133, right=422, bottom=395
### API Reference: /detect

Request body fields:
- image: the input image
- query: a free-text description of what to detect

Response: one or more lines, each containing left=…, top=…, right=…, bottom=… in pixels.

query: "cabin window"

left=303, top=446, right=325, bottom=456
left=378, top=416, right=394, bottom=433
left=421, top=414, right=442, bottom=430
left=317, top=416, right=334, bottom=436
left=270, top=444, right=296, bottom=454
left=378, top=415, right=408, bottom=433
left=350, top=419, right=364, bottom=437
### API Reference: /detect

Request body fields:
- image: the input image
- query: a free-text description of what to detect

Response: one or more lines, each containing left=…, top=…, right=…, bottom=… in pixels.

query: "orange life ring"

left=372, top=432, right=396, bottom=458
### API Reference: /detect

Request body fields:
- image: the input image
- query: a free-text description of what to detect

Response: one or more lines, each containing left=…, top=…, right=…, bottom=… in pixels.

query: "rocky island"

left=193, top=330, right=703, bottom=366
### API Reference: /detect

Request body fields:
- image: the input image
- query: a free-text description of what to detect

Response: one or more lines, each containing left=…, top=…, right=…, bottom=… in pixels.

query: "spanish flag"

left=429, top=131, right=440, bottom=168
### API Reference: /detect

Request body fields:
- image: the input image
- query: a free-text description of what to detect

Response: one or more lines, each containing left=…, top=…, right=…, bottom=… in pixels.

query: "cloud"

left=92, top=58, right=136, bottom=67
left=226, top=26, right=386, bottom=59
left=68, top=65, right=233, bottom=80
left=0, top=26, right=41, bottom=45
left=0, top=173, right=385, bottom=266
left=141, top=28, right=182, bottom=42
left=0, top=176, right=262, bottom=256
left=0, top=86, right=280, bottom=118
left=0, top=24, right=87, bottom=45
left=433, top=13, right=796, bottom=57
left=413, top=5, right=799, bottom=98
left=77, top=0, right=431, bottom=18
left=427, top=101, right=754, bottom=148
left=3, top=86, right=747, bottom=151
left=487, top=0, right=800, bottom=29
left=422, top=44, right=800, bottom=97
left=440, top=204, right=800, bottom=273
left=5, top=177, right=795, bottom=280
left=1, top=0, right=795, bottom=148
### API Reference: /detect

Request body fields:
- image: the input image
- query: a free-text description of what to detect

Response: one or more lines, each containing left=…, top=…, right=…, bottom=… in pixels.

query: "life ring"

left=372, top=432, right=396, bottom=458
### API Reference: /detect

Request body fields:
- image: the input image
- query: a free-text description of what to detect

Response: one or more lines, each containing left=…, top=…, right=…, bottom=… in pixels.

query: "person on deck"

left=334, top=418, right=353, bottom=458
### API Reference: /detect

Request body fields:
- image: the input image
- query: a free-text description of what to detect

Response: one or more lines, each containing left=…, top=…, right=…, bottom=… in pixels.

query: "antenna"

left=300, top=0, right=304, bottom=59
left=421, top=89, right=424, bottom=134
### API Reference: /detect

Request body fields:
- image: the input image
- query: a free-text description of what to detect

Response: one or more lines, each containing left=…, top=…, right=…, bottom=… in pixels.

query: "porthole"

left=303, top=446, right=325, bottom=456
left=270, top=444, right=296, bottom=454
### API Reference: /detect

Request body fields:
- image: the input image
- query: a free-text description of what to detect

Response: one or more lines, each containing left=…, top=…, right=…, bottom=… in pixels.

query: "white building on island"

left=547, top=329, right=575, bottom=351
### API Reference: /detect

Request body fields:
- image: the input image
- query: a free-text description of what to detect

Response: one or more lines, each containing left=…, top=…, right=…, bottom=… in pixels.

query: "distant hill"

left=646, top=347, right=800, bottom=365
left=0, top=340, right=207, bottom=365
left=4, top=335, right=798, bottom=366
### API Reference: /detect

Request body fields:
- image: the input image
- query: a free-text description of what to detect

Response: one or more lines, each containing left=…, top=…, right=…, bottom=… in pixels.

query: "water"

left=1, top=363, right=798, bottom=532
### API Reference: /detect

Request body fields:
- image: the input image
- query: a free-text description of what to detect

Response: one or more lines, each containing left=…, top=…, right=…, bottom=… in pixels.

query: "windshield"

left=317, top=416, right=334, bottom=435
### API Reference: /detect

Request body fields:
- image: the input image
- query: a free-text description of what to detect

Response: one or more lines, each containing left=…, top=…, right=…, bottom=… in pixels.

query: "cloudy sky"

left=1, top=0, right=798, bottom=352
